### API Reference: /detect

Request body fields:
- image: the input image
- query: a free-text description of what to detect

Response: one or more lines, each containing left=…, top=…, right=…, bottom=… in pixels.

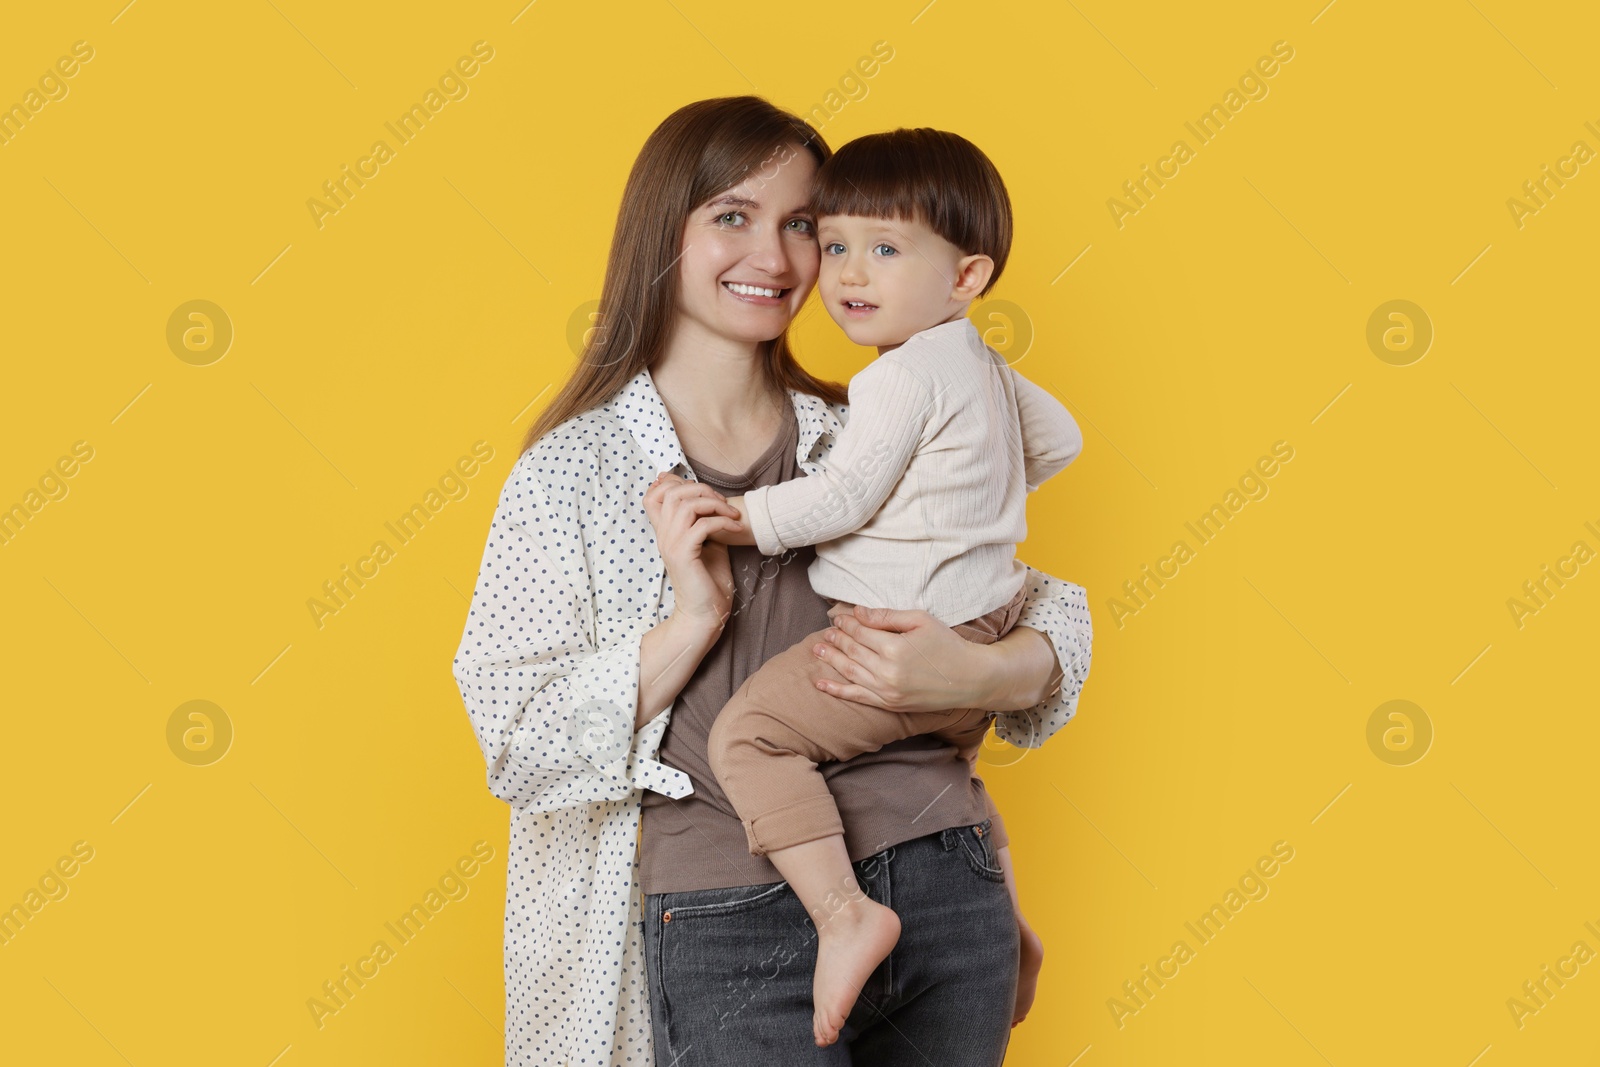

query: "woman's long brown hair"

left=520, top=96, right=850, bottom=455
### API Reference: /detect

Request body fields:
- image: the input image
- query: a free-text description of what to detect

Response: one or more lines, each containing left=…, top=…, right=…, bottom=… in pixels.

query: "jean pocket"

left=659, top=879, right=792, bottom=922
left=956, top=819, right=1006, bottom=883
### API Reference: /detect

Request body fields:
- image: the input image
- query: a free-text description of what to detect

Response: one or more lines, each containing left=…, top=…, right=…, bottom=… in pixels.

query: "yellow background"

left=3, top=1, right=1596, bottom=1064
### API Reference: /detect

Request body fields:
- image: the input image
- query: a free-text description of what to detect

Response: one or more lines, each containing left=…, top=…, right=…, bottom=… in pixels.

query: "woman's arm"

left=969, top=624, right=1064, bottom=711
left=811, top=565, right=1092, bottom=742
left=811, top=611, right=1055, bottom=710
left=635, top=470, right=746, bottom=725
left=452, top=457, right=699, bottom=811
left=635, top=612, right=723, bottom=729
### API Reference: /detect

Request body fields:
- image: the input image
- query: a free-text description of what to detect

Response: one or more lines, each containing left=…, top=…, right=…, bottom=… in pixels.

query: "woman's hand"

left=810, top=605, right=991, bottom=712
left=815, top=605, right=1062, bottom=714
left=1013, top=910, right=1044, bottom=1027
left=643, top=471, right=740, bottom=631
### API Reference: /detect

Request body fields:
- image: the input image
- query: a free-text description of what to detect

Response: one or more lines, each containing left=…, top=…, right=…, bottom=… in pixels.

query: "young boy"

left=649, top=128, right=1081, bottom=1047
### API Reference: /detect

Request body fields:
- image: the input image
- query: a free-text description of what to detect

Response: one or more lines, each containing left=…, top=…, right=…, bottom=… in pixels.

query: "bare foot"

left=812, top=897, right=901, bottom=1047
left=1012, top=912, right=1045, bottom=1027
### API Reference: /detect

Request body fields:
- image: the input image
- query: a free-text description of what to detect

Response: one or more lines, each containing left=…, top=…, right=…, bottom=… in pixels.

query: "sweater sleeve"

left=1013, top=370, right=1083, bottom=491
left=742, top=357, right=931, bottom=556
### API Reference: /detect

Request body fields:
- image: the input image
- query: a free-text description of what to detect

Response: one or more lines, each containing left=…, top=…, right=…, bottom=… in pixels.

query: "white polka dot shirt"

left=451, top=365, right=1093, bottom=1066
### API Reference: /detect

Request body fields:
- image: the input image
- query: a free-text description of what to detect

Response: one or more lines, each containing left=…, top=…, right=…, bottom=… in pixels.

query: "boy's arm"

left=1012, top=369, right=1083, bottom=491
left=736, top=358, right=931, bottom=556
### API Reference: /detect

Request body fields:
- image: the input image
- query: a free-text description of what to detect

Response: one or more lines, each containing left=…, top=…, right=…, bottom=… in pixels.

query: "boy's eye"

left=874, top=243, right=898, bottom=257
left=823, top=241, right=845, bottom=255
left=717, top=210, right=747, bottom=226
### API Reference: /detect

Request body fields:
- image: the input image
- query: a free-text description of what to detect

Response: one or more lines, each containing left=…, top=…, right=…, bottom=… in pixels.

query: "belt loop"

left=940, top=827, right=957, bottom=851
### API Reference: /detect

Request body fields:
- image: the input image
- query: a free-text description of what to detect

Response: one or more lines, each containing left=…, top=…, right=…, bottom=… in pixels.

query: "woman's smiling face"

left=675, top=144, right=820, bottom=345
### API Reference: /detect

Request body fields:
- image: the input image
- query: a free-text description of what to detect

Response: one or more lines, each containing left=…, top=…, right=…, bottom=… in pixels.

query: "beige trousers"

left=706, top=582, right=1028, bottom=856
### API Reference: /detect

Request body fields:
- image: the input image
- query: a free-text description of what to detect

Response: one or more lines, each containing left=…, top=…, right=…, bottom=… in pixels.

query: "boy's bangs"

left=807, top=150, right=929, bottom=226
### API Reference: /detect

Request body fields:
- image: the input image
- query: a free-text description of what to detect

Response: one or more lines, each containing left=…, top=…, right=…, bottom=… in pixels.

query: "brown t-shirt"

left=638, top=399, right=1007, bottom=895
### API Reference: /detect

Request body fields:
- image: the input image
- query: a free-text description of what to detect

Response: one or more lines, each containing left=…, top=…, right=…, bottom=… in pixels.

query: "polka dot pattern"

left=451, top=365, right=1094, bottom=1065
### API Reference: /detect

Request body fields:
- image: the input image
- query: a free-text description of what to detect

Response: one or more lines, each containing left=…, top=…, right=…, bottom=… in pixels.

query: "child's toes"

left=815, top=1002, right=846, bottom=1046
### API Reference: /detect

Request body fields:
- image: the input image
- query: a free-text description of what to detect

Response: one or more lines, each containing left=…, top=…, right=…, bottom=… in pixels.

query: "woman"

left=452, top=96, right=1092, bottom=1066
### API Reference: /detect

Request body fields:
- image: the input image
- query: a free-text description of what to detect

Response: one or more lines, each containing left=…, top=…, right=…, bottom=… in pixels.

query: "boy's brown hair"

left=806, top=127, right=1012, bottom=295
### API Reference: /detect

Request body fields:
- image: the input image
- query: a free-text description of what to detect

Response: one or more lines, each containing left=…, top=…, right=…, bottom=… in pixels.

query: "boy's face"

left=815, top=213, right=971, bottom=352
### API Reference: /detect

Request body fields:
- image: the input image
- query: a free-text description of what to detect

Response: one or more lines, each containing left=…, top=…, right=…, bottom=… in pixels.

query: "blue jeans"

left=643, top=819, right=1019, bottom=1065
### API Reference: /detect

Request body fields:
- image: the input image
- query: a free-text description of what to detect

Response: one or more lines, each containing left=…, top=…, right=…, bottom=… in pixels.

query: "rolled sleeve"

left=991, top=565, right=1093, bottom=749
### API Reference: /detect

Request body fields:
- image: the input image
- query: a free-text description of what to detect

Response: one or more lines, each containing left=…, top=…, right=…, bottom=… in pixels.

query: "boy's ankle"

left=811, top=894, right=888, bottom=938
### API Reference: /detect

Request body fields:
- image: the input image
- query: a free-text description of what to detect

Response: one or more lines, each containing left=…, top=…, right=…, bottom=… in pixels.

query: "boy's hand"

left=715, top=494, right=757, bottom=546
left=649, top=471, right=756, bottom=546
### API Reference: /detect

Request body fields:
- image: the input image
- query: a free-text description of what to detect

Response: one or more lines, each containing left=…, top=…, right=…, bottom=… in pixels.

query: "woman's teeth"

left=724, top=282, right=785, bottom=297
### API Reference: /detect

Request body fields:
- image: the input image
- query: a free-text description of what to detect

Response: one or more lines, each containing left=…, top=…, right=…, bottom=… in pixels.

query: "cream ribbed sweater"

left=742, top=317, right=1082, bottom=627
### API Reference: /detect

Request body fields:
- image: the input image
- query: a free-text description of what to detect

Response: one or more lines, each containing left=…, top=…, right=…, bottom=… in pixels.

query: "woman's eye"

left=717, top=211, right=747, bottom=226
left=823, top=242, right=845, bottom=255
left=786, top=218, right=815, bottom=234
left=874, top=243, right=898, bottom=257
